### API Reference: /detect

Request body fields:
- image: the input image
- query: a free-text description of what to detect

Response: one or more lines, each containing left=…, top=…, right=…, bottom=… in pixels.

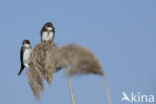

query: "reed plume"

left=27, top=42, right=111, bottom=104
left=45, top=44, right=76, bottom=104
left=46, top=44, right=112, bottom=104
left=27, top=42, right=58, bottom=100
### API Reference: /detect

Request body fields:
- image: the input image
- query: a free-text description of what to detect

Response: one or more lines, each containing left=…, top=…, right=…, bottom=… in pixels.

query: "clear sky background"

left=0, top=0, right=156, bottom=104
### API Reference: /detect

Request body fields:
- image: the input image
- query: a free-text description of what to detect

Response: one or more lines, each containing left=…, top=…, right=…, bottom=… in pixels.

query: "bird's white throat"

left=46, top=27, right=53, bottom=31
left=24, top=44, right=31, bottom=48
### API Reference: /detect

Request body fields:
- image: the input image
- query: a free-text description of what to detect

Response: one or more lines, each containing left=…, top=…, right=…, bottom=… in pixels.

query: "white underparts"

left=23, top=48, right=32, bottom=68
left=42, top=31, right=54, bottom=41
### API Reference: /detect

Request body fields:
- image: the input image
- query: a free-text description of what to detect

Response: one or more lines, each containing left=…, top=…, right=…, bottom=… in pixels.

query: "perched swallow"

left=18, top=40, right=32, bottom=75
left=40, top=22, right=55, bottom=42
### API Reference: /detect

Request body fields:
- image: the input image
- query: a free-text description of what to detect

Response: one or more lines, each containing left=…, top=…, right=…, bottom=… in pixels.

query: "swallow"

left=40, top=22, right=55, bottom=42
left=18, top=40, right=32, bottom=75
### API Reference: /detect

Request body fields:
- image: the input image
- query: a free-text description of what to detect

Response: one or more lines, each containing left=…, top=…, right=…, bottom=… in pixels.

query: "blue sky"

left=0, top=0, right=156, bottom=104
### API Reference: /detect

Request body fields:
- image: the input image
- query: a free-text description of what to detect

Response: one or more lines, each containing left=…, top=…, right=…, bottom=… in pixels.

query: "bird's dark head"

left=22, top=40, right=31, bottom=48
left=44, top=22, right=54, bottom=31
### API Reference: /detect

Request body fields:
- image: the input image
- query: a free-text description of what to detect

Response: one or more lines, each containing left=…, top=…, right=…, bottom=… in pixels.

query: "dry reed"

left=46, top=44, right=112, bottom=104
left=27, top=42, right=58, bottom=100
left=27, top=42, right=111, bottom=104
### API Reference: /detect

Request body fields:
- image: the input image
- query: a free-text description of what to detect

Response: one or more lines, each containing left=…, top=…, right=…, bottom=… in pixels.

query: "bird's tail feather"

left=18, top=67, right=24, bottom=75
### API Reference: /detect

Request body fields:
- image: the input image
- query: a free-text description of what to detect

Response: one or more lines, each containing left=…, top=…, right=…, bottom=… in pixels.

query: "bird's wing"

left=18, top=47, right=25, bottom=75
left=52, top=27, right=55, bottom=40
left=20, top=47, right=24, bottom=65
left=18, top=65, right=25, bottom=75
left=40, top=27, right=46, bottom=41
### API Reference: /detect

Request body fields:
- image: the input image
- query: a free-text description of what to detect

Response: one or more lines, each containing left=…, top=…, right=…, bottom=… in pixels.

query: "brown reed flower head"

left=46, top=44, right=111, bottom=104
left=27, top=42, right=58, bottom=100
left=46, top=44, right=104, bottom=76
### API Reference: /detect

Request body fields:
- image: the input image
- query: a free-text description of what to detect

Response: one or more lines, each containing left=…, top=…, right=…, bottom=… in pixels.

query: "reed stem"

left=65, top=67, right=75, bottom=104
left=102, top=73, right=112, bottom=104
